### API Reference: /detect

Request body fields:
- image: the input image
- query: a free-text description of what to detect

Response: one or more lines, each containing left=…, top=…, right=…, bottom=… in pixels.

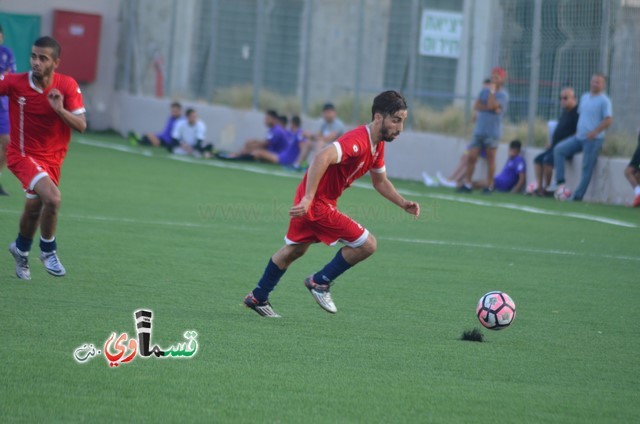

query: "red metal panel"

left=52, top=10, right=102, bottom=83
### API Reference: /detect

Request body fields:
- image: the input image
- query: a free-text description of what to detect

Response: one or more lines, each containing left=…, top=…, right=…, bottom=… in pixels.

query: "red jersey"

left=0, top=71, right=85, bottom=164
left=294, top=125, right=386, bottom=206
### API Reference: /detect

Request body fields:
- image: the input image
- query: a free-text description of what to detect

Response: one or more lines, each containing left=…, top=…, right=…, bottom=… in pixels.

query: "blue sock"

left=313, top=249, right=352, bottom=285
left=40, top=236, right=57, bottom=253
left=15, top=234, right=33, bottom=253
left=253, top=259, right=286, bottom=302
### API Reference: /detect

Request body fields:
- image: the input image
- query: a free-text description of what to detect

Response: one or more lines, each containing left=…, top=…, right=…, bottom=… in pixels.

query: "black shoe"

left=216, top=153, right=255, bottom=162
left=215, top=152, right=235, bottom=160
left=0, top=184, right=8, bottom=196
left=482, top=187, right=493, bottom=195
left=456, top=185, right=472, bottom=193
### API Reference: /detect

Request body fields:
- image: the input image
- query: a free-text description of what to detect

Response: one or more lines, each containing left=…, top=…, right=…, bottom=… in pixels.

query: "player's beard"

left=380, top=124, right=400, bottom=142
left=31, top=63, right=54, bottom=82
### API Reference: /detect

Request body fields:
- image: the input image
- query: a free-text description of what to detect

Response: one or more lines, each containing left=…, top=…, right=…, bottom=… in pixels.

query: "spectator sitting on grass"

left=423, top=145, right=487, bottom=188
left=431, top=79, right=491, bottom=188
left=469, top=140, right=526, bottom=193
left=278, top=115, right=289, bottom=135
left=129, top=102, right=183, bottom=150
left=170, top=108, right=211, bottom=158
left=292, top=102, right=345, bottom=169
left=216, top=110, right=289, bottom=161
left=250, top=116, right=307, bottom=167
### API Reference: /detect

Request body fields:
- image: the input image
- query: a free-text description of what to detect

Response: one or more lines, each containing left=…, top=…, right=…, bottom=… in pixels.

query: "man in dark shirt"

left=533, top=87, right=578, bottom=195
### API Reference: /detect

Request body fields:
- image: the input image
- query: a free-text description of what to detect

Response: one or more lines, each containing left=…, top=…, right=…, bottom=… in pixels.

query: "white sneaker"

left=40, top=251, right=66, bottom=277
left=422, top=172, right=439, bottom=187
left=304, top=275, right=337, bottom=313
left=9, top=242, right=31, bottom=280
left=173, top=147, right=188, bottom=155
left=436, top=171, right=457, bottom=188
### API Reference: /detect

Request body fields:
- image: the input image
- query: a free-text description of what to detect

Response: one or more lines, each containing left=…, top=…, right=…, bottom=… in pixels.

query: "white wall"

left=0, top=0, right=120, bottom=130
left=304, top=0, right=391, bottom=102
left=112, top=92, right=635, bottom=205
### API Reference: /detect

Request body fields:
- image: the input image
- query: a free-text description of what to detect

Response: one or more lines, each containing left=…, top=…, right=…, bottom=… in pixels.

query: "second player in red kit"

left=244, top=90, right=420, bottom=317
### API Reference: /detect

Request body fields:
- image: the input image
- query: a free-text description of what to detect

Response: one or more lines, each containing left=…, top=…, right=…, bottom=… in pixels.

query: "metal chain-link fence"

left=116, top=0, right=640, bottom=155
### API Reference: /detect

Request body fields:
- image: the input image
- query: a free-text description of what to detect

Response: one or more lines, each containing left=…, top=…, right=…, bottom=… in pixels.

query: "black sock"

left=313, top=249, right=352, bottom=285
left=253, top=259, right=286, bottom=302
left=16, top=233, right=33, bottom=253
left=39, top=236, right=57, bottom=253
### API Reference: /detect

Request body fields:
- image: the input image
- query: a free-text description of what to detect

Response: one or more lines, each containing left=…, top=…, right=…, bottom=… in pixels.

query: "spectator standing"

left=457, top=67, right=509, bottom=194
left=552, top=73, right=613, bottom=201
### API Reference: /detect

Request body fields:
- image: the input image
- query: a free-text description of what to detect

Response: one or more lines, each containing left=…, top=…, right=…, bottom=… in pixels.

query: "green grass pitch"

left=0, top=132, right=638, bottom=423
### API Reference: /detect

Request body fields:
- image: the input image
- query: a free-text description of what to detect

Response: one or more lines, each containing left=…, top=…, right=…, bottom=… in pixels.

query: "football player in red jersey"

left=0, top=36, right=86, bottom=280
left=244, top=91, right=420, bottom=317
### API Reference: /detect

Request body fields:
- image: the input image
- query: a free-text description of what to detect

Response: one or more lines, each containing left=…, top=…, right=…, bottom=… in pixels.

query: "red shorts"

left=285, top=201, right=369, bottom=247
left=7, top=148, right=60, bottom=198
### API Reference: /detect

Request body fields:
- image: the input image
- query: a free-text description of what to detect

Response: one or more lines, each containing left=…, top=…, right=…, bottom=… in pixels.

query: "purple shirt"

left=157, top=115, right=181, bottom=144
left=278, top=128, right=306, bottom=165
left=0, top=45, right=17, bottom=112
left=266, top=124, right=289, bottom=154
left=494, top=155, right=525, bottom=192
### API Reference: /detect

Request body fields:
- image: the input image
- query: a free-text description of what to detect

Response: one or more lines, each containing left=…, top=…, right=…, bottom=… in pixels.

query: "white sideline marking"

left=0, top=209, right=640, bottom=261
left=1, top=206, right=637, bottom=262
left=76, top=138, right=637, bottom=229
left=380, top=236, right=640, bottom=262
left=0, top=208, right=253, bottom=233
left=168, top=153, right=296, bottom=178
left=78, top=139, right=153, bottom=156
left=79, top=138, right=295, bottom=178
left=385, top=189, right=638, bottom=229
left=0, top=208, right=210, bottom=229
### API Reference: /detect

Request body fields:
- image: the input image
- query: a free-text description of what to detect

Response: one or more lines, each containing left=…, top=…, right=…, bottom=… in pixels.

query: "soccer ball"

left=476, top=291, right=516, bottom=330
left=525, top=182, right=538, bottom=195
left=554, top=185, right=572, bottom=201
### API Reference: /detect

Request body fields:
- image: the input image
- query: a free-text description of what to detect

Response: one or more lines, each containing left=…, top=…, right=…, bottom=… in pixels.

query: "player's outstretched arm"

left=371, top=171, right=420, bottom=218
left=47, top=88, right=87, bottom=133
left=289, top=143, right=338, bottom=217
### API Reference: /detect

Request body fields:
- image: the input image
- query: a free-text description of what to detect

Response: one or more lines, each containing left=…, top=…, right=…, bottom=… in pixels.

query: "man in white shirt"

left=171, top=108, right=210, bottom=158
